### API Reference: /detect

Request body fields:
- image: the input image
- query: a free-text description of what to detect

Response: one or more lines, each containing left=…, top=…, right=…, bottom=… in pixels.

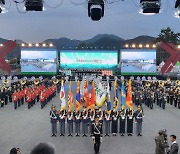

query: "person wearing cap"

left=134, top=105, right=144, bottom=136
left=167, top=135, right=179, bottom=154
left=49, top=105, right=58, bottom=137
left=92, top=116, right=102, bottom=154
left=155, top=130, right=169, bottom=154
left=81, top=109, right=89, bottom=137
left=74, top=110, right=81, bottom=137
left=104, top=110, right=111, bottom=137
left=119, top=107, right=126, bottom=136
left=67, top=111, right=74, bottom=137
left=58, top=109, right=66, bottom=136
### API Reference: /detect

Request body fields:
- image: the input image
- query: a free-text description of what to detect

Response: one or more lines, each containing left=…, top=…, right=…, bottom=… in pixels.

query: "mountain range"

left=0, top=34, right=156, bottom=59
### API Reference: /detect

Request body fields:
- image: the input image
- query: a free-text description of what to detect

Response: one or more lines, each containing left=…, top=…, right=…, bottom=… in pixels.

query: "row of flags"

left=59, top=79, right=133, bottom=112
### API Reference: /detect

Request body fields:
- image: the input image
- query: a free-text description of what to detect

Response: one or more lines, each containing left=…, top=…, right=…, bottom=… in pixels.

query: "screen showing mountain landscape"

left=121, top=49, right=156, bottom=75
left=21, top=48, right=57, bottom=75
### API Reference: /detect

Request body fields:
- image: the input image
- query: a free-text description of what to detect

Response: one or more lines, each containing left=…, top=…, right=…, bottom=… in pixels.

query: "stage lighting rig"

left=140, top=0, right=161, bottom=14
left=25, top=0, right=43, bottom=11
left=175, top=0, right=180, bottom=18
left=88, top=0, right=104, bottom=21
left=0, top=0, right=6, bottom=13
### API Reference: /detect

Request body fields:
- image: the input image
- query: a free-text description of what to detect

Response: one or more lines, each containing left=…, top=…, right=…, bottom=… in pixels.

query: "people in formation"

left=132, top=79, right=180, bottom=109
left=0, top=78, right=58, bottom=110
left=49, top=106, right=145, bottom=137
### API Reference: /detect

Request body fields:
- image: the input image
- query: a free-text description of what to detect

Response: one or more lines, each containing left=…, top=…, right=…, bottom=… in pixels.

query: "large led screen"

left=60, top=50, right=118, bottom=70
left=21, top=48, right=57, bottom=75
left=121, top=49, right=156, bottom=75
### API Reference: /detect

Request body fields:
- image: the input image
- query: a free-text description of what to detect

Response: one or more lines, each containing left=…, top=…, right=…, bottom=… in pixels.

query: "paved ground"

left=0, top=81, right=180, bottom=154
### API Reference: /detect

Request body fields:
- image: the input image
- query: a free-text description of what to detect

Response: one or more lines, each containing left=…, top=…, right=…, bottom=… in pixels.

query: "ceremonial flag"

left=84, top=80, right=89, bottom=109
left=60, top=80, right=66, bottom=111
left=76, top=81, right=82, bottom=112
left=126, top=80, right=133, bottom=109
left=68, top=81, right=73, bottom=112
left=89, top=81, right=96, bottom=110
left=121, top=81, right=126, bottom=108
left=106, top=82, right=111, bottom=112
left=96, top=82, right=106, bottom=107
left=113, top=80, right=119, bottom=110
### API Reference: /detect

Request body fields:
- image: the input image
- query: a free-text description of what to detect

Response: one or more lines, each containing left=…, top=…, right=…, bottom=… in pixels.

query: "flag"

left=60, top=80, right=66, bottom=111
left=106, top=82, right=111, bottom=112
left=76, top=81, right=82, bottom=112
left=96, top=82, right=106, bottom=107
left=113, top=80, right=119, bottom=110
left=84, top=80, right=89, bottom=109
left=126, top=80, right=133, bottom=109
left=121, top=81, right=126, bottom=109
left=68, top=81, right=73, bottom=112
left=89, top=81, right=96, bottom=110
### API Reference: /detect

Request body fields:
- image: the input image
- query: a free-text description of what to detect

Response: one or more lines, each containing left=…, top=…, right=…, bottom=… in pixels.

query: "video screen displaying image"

left=21, top=48, right=57, bottom=74
left=121, top=49, right=156, bottom=75
left=60, top=50, right=118, bottom=70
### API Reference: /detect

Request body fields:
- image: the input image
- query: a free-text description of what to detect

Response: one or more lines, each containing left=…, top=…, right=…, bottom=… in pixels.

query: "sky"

left=0, top=0, right=179, bottom=42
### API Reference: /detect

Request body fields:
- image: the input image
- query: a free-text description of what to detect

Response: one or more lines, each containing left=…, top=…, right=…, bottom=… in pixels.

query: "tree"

left=156, top=27, right=180, bottom=65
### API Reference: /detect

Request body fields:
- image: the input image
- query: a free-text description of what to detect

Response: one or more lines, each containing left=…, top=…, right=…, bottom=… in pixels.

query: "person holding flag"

left=60, top=80, right=66, bottom=111
left=106, top=82, right=111, bottom=114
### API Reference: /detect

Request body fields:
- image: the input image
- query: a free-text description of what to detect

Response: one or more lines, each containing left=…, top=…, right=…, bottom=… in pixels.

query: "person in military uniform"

left=104, top=110, right=111, bottom=137
left=74, top=111, right=81, bottom=137
left=111, top=109, right=118, bottom=136
left=58, top=110, right=66, bottom=136
left=81, top=109, right=89, bottom=137
left=126, top=108, right=134, bottom=136
left=119, top=107, right=126, bottom=136
left=91, top=116, right=103, bottom=154
left=49, top=105, right=58, bottom=137
left=155, top=130, right=169, bottom=154
left=162, top=92, right=167, bottom=109
left=134, top=106, right=144, bottom=136
left=89, top=110, right=95, bottom=137
left=67, top=111, right=74, bottom=137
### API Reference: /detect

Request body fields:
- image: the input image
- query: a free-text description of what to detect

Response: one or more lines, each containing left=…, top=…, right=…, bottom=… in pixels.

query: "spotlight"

left=132, top=44, right=136, bottom=48
left=177, top=45, right=180, bottom=49
left=42, top=43, right=46, bottom=47
left=21, top=43, right=25, bottom=47
left=88, top=0, right=104, bottom=21
left=139, top=44, right=143, bottom=48
left=152, top=44, right=156, bottom=48
left=125, top=44, right=129, bottom=48
left=0, top=44, right=3, bottom=47
left=28, top=43, right=32, bottom=47
left=49, top=43, right=53, bottom=47
left=25, top=0, right=43, bottom=11
left=0, top=0, right=7, bottom=13
left=146, top=44, right=150, bottom=48
left=174, top=0, right=180, bottom=18
left=35, top=43, right=39, bottom=47
left=140, top=0, right=161, bottom=14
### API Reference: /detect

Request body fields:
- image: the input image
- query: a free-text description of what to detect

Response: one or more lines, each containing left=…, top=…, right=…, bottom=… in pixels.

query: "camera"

left=88, top=0, right=104, bottom=21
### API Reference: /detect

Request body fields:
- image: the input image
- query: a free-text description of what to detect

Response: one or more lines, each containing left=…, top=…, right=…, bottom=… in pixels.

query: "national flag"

left=68, top=81, right=73, bottom=112
left=121, top=81, right=126, bottom=108
left=126, top=80, right=133, bottom=109
left=113, top=80, right=119, bottom=110
left=89, top=81, right=96, bottom=110
left=96, top=82, right=106, bottom=107
left=60, top=80, right=66, bottom=111
left=84, top=80, right=89, bottom=109
left=76, top=81, right=82, bottom=112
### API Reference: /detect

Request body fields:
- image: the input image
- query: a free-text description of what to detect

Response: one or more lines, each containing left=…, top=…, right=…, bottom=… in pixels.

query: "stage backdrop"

left=121, top=49, right=156, bottom=75
left=60, top=50, right=118, bottom=70
left=21, top=48, right=57, bottom=75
